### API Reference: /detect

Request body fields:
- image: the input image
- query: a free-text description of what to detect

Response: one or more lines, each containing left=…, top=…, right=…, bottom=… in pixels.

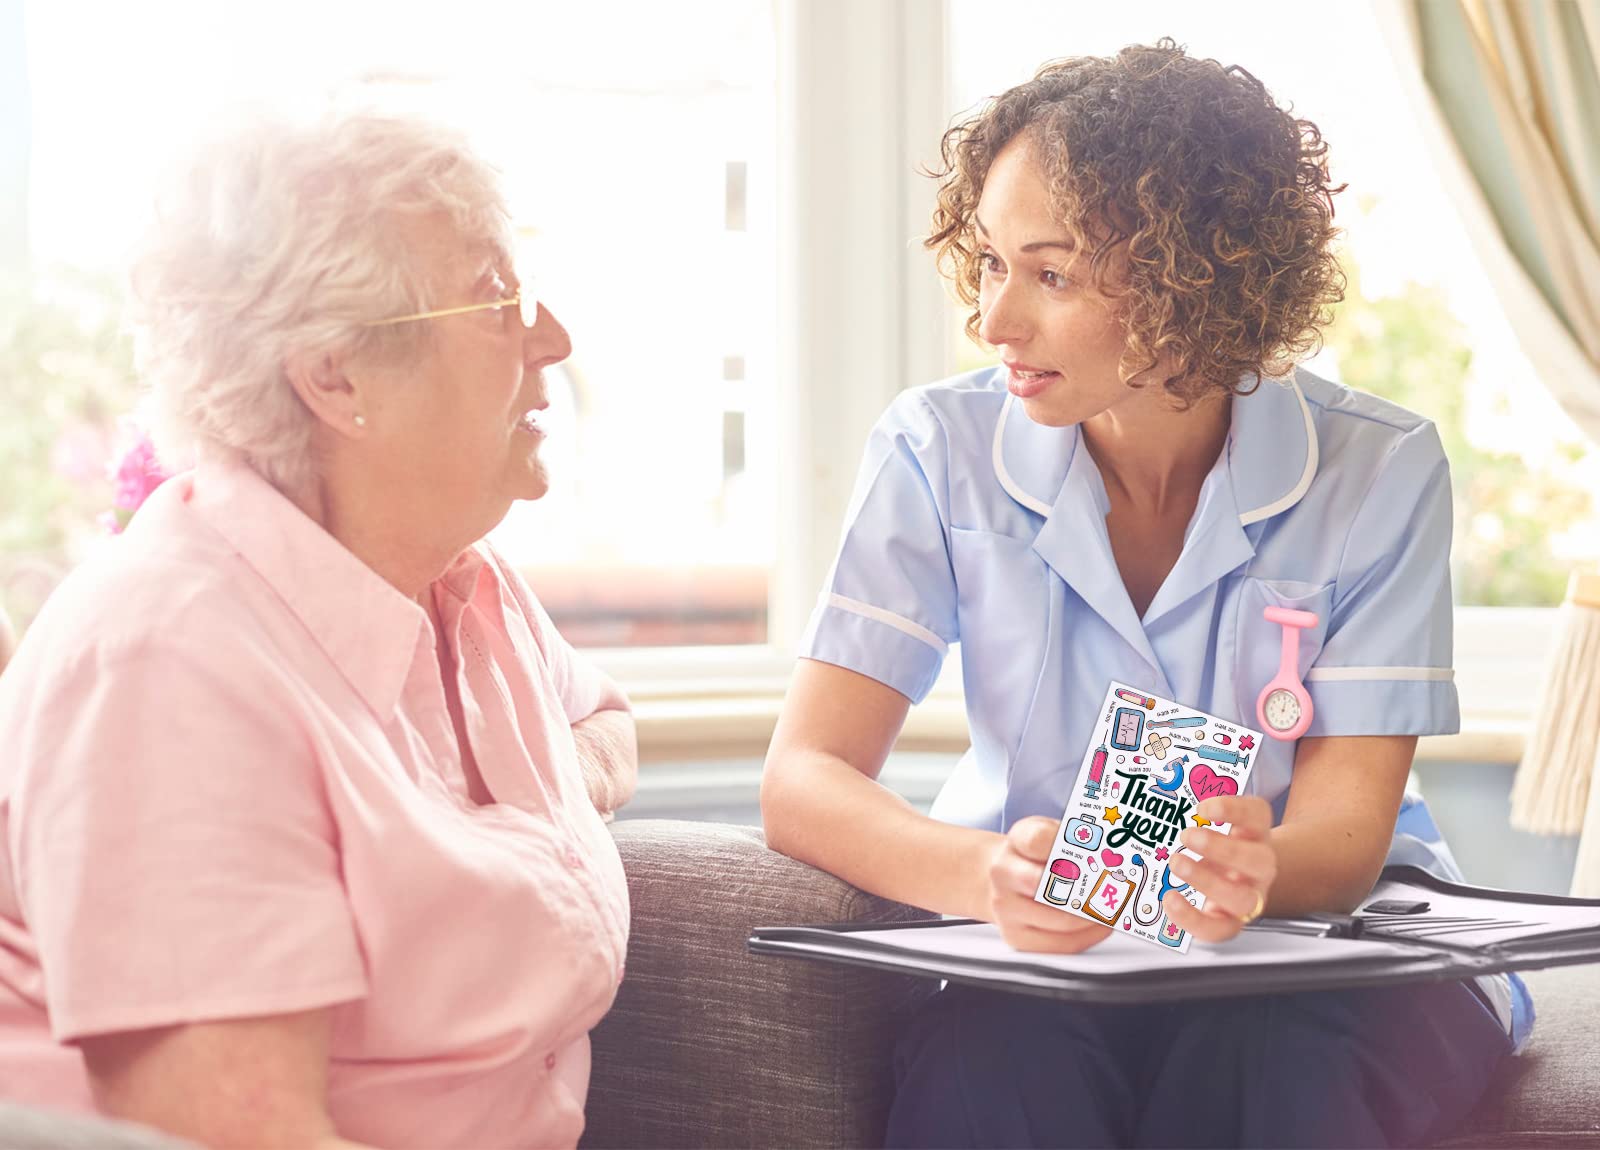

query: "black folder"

left=747, top=866, right=1600, bottom=1004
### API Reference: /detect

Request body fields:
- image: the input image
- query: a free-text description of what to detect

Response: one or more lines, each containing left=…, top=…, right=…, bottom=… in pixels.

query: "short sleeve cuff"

left=799, top=596, right=949, bottom=704
left=1305, top=675, right=1460, bottom=738
left=48, top=886, right=368, bottom=1043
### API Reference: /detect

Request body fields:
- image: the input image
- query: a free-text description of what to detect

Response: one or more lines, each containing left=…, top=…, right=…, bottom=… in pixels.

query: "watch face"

left=1264, top=687, right=1302, bottom=730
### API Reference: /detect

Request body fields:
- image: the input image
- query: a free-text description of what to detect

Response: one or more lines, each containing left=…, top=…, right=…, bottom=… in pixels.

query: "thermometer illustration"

left=1257, top=606, right=1318, bottom=740
left=1115, top=688, right=1157, bottom=709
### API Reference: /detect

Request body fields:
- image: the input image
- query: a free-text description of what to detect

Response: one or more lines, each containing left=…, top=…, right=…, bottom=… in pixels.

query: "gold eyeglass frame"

left=362, top=290, right=538, bottom=329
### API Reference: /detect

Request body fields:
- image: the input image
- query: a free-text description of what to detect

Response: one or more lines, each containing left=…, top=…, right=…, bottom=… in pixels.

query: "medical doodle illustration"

left=1033, top=681, right=1261, bottom=954
left=1062, top=816, right=1103, bottom=851
left=1148, top=715, right=1205, bottom=731
left=1128, top=851, right=1191, bottom=928
left=1084, top=742, right=1109, bottom=799
left=1109, top=707, right=1145, bottom=751
left=1153, top=754, right=1187, bottom=793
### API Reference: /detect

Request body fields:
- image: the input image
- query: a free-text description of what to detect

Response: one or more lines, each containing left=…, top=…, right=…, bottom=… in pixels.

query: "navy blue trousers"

left=886, top=980, right=1513, bottom=1148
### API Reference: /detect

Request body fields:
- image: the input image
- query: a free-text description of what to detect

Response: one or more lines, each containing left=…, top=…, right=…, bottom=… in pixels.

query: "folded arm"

left=572, top=706, right=638, bottom=817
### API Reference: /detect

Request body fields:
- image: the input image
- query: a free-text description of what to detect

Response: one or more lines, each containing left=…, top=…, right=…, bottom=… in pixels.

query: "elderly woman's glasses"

left=363, top=289, right=538, bottom=331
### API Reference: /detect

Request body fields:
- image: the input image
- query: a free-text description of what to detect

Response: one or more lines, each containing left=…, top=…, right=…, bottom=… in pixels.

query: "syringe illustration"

left=1084, top=742, right=1109, bottom=799
left=1195, top=744, right=1249, bottom=769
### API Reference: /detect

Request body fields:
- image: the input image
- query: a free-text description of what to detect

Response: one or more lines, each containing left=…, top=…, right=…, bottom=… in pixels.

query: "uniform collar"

left=992, top=371, right=1319, bottom=667
left=185, top=455, right=441, bottom=719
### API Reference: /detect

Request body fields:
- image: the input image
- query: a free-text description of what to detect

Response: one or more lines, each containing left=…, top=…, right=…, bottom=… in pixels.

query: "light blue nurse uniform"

left=799, top=363, right=1531, bottom=1049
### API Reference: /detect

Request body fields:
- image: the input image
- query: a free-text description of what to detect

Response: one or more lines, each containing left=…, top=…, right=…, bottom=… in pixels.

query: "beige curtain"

left=1380, top=1, right=1600, bottom=894
left=1379, top=0, right=1600, bottom=440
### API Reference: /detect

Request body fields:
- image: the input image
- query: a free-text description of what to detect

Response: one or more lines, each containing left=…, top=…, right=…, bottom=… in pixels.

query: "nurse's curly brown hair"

left=928, top=39, right=1346, bottom=404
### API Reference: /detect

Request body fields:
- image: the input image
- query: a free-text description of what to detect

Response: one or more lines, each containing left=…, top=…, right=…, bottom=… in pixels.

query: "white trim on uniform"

left=991, top=393, right=1053, bottom=516
left=821, top=593, right=951, bottom=654
left=1305, top=666, right=1456, bottom=682
left=1239, top=377, right=1320, bottom=527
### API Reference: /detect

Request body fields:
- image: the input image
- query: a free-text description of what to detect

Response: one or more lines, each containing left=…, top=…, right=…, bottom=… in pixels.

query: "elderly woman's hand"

left=1158, top=795, right=1278, bottom=944
left=571, top=707, right=638, bottom=817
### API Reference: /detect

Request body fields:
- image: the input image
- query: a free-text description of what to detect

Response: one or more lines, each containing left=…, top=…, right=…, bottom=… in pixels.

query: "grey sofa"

left=5, top=818, right=1596, bottom=1148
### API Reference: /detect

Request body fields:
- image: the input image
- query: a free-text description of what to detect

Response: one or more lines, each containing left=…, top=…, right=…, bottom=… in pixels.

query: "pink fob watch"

left=1256, top=606, right=1318, bottom=740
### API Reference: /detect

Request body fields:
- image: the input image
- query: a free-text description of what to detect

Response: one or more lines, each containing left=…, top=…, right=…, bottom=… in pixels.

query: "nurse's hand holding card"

left=1032, top=682, right=1273, bottom=954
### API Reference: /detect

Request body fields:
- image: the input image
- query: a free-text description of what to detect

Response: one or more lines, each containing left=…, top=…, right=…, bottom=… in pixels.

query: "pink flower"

left=103, top=425, right=172, bottom=533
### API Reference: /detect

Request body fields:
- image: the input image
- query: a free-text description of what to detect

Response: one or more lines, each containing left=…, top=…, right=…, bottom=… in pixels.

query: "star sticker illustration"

left=1191, top=814, right=1212, bottom=828
left=1239, top=734, right=1256, bottom=751
left=1155, top=846, right=1170, bottom=861
left=1103, top=806, right=1122, bottom=825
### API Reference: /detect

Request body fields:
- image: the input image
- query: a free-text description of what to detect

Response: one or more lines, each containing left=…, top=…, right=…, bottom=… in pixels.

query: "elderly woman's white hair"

left=130, top=105, right=512, bottom=493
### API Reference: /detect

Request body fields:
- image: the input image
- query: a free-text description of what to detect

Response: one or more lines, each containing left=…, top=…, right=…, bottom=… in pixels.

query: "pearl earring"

left=354, top=414, right=367, bottom=428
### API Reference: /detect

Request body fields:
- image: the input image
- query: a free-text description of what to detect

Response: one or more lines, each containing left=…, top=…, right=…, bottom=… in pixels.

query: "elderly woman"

left=763, top=42, right=1523, bottom=1148
left=0, top=108, right=633, bottom=1149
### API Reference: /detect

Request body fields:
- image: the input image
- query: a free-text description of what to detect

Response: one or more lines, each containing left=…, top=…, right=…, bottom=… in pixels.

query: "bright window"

left=947, top=0, right=1600, bottom=608
left=10, top=0, right=777, bottom=647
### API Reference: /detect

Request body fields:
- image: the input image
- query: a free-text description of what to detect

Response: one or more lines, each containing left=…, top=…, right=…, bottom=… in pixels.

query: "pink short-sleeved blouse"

left=0, top=457, right=631, bottom=1148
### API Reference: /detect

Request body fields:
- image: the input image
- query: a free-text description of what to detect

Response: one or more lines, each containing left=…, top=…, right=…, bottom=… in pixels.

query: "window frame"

left=582, top=1, right=1550, bottom=768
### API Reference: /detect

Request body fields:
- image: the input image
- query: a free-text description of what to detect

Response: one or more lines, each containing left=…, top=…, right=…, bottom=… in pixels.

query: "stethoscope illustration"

left=1130, top=851, right=1191, bottom=927
left=1257, top=607, right=1318, bottom=741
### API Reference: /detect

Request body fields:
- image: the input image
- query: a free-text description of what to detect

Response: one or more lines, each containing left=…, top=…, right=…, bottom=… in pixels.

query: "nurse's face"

left=974, top=139, right=1150, bottom=428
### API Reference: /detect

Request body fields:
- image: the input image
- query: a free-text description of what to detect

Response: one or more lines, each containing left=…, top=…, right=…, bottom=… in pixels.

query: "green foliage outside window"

left=1323, top=267, right=1593, bottom=608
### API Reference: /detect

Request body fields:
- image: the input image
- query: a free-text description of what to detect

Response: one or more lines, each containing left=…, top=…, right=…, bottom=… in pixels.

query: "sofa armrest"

left=0, top=1106, right=198, bottom=1150
left=582, top=819, right=937, bottom=1150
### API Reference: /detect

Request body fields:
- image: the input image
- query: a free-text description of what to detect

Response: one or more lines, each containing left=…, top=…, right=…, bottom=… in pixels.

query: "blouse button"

left=545, top=1052, right=557, bottom=1071
left=565, top=846, right=581, bottom=868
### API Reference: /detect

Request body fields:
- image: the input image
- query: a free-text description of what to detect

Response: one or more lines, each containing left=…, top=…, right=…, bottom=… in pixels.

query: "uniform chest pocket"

left=949, top=527, right=1051, bottom=646
left=1233, top=578, right=1335, bottom=727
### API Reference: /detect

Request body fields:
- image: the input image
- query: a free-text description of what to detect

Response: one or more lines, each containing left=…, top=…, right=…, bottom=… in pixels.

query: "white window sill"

left=632, top=695, right=1529, bottom=765
left=614, top=606, right=1554, bottom=767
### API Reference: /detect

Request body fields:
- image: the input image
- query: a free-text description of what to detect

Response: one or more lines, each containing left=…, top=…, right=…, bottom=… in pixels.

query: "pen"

left=1244, top=915, right=1364, bottom=940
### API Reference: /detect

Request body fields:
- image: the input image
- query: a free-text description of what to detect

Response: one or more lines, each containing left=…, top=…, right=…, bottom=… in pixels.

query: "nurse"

left=761, top=41, right=1526, bottom=1148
